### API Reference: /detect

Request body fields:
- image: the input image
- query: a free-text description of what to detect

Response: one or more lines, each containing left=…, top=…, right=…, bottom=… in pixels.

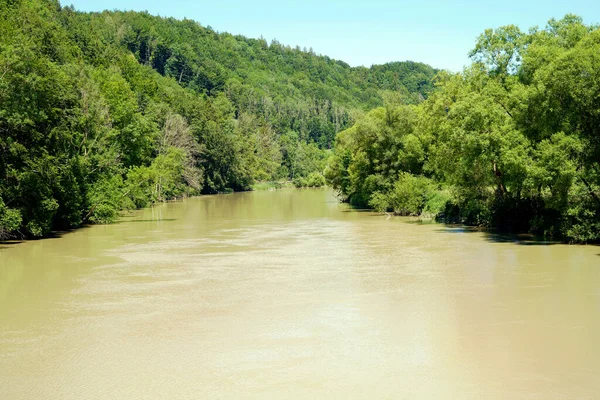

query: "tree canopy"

left=2, top=1, right=597, bottom=244
left=325, top=15, right=600, bottom=243
left=0, top=0, right=436, bottom=238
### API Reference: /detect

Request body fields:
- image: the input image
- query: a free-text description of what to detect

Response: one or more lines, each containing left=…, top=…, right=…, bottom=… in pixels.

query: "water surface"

left=1, top=188, right=599, bottom=399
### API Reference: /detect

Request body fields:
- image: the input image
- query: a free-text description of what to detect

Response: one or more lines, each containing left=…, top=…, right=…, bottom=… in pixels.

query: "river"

left=0, top=188, right=599, bottom=399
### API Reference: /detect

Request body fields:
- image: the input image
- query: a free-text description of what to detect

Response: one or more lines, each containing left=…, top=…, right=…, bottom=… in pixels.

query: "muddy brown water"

left=1, top=188, right=599, bottom=399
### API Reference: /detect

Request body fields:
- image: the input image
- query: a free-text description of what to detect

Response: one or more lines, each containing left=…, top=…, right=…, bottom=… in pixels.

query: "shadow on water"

left=0, top=241, right=24, bottom=250
left=0, top=217, right=178, bottom=250
left=349, top=209, right=562, bottom=245
left=0, top=226, right=93, bottom=249
left=361, top=211, right=575, bottom=246
left=46, top=227, right=91, bottom=238
left=436, top=226, right=565, bottom=246
left=356, top=210, right=589, bottom=246
left=340, top=206, right=600, bottom=247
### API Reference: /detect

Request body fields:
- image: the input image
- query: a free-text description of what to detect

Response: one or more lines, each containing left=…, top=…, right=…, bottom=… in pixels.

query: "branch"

left=580, top=175, right=600, bottom=207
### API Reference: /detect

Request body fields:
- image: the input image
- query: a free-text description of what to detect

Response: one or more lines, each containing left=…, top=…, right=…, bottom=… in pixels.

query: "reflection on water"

left=1, top=188, right=599, bottom=399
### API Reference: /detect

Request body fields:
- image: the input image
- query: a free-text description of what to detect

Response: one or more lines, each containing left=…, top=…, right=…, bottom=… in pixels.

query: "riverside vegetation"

left=325, top=15, right=600, bottom=243
left=0, top=0, right=435, bottom=238
left=0, top=1, right=598, bottom=243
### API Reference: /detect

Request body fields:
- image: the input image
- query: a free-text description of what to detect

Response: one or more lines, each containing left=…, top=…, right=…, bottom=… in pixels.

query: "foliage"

left=369, top=173, right=434, bottom=216
left=0, top=0, right=435, bottom=238
left=86, top=174, right=129, bottom=224
left=251, top=181, right=293, bottom=191
left=0, top=197, right=22, bottom=240
left=293, top=172, right=326, bottom=188
left=326, top=15, right=600, bottom=242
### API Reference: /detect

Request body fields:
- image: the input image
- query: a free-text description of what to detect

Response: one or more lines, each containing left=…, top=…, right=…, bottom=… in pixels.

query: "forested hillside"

left=5, top=1, right=595, bottom=244
left=0, top=0, right=436, bottom=238
left=325, top=15, right=600, bottom=242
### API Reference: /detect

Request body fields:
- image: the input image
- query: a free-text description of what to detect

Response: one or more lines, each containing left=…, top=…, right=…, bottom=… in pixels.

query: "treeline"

left=0, top=0, right=436, bottom=238
left=326, top=15, right=600, bottom=243
left=88, top=9, right=436, bottom=148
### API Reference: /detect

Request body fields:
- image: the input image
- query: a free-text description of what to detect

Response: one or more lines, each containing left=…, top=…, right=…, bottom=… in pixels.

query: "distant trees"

left=326, top=15, right=600, bottom=243
left=104, top=9, right=437, bottom=148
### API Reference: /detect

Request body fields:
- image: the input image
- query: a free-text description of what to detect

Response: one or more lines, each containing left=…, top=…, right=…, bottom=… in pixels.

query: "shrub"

left=306, top=172, right=326, bottom=187
left=422, top=189, right=452, bottom=218
left=370, top=173, right=433, bottom=215
left=293, top=177, right=308, bottom=188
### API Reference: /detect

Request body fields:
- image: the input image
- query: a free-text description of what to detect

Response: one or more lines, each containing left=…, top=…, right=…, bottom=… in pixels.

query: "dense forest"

left=325, top=15, right=600, bottom=243
left=1, top=0, right=598, bottom=244
left=0, top=0, right=436, bottom=238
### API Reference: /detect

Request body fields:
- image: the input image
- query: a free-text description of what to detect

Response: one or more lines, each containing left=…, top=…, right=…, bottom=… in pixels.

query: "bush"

left=252, top=181, right=285, bottom=191
left=306, top=172, right=326, bottom=187
left=422, top=189, right=452, bottom=218
left=0, top=198, right=22, bottom=240
left=562, top=184, right=600, bottom=243
left=369, top=173, right=433, bottom=215
left=293, top=177, right=308, bottom=188
left=293, top=173, right=326, bottom=188
left=87, top=175, right=128, bottom=224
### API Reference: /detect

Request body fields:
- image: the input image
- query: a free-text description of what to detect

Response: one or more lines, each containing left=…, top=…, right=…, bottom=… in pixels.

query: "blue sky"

left=65, top=0, right=600, bottom=71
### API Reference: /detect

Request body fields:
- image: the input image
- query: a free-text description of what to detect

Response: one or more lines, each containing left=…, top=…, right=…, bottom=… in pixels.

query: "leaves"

left=326, top=15, right=600, bottom=242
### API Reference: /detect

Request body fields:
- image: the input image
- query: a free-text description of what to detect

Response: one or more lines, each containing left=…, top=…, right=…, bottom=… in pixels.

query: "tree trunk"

left=493, top=161, right=506, bottom=195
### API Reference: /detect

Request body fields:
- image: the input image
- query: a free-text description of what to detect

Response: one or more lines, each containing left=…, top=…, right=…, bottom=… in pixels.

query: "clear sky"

left=65, top=0, right=600, bottom=71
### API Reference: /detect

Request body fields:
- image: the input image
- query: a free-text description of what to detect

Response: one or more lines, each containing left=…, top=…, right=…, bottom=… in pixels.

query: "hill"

left=0, top=0, right=437, bottom=238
